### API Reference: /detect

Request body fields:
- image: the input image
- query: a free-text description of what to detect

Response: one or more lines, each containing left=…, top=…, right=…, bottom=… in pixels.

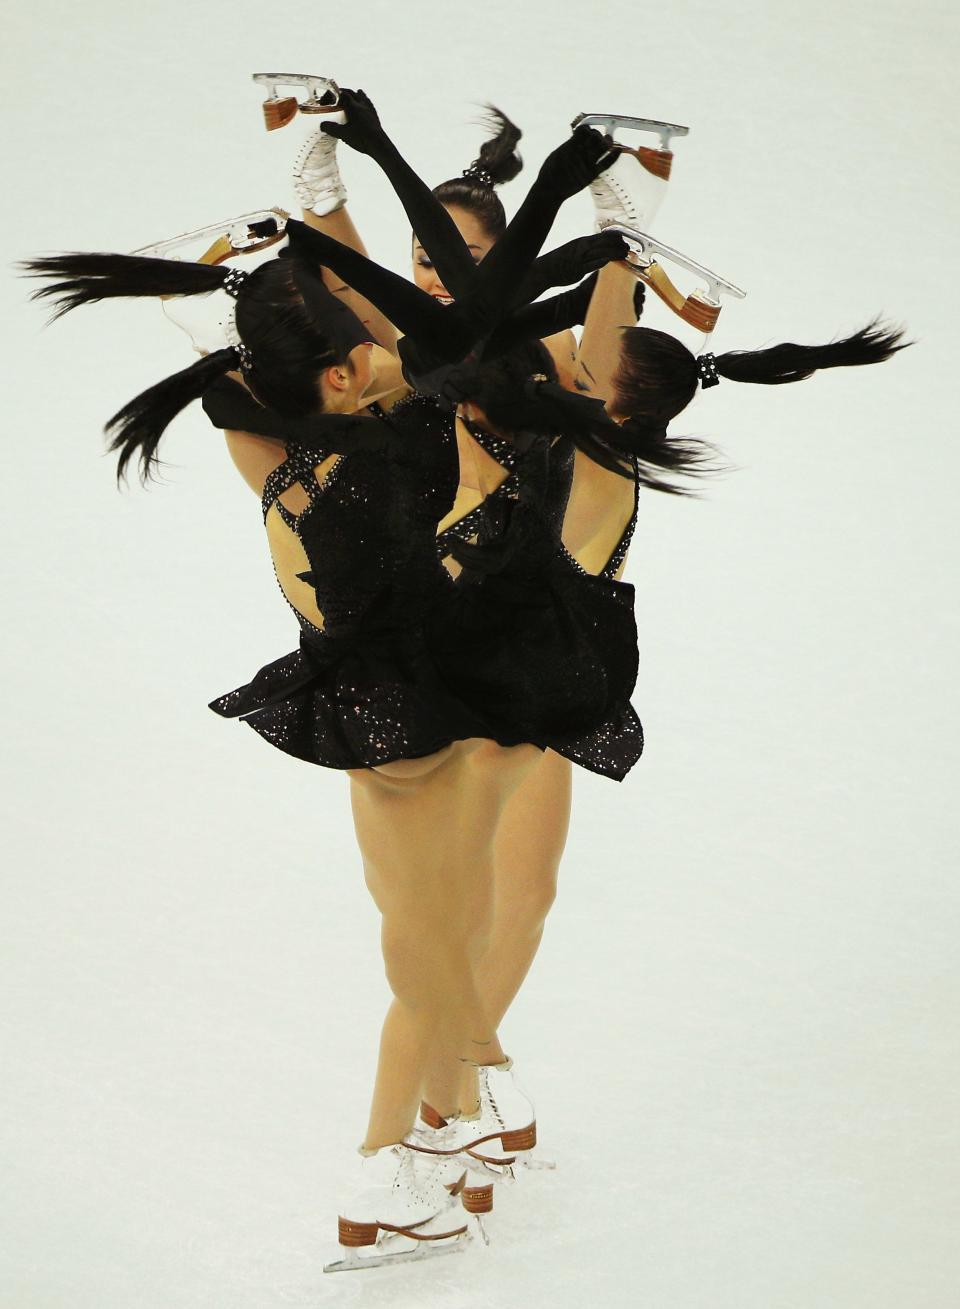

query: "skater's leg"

left=420, top=749, right=571, bottom=1114
left=478, top=748, right=572, bottom=1031
left=349, top=740, right=540, bottom=1149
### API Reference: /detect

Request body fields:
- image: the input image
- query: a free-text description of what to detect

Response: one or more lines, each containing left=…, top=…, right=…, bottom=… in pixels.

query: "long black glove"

left=481, top=274, right=601, bottom=358
left=284, top=219, right=466, bottom=354
left=322, top=90, right=618, bottom=342
left=201, top=377, right=401, bottom=454
left=510, top=231, right=627, bottom=307
left=320, top=89, right=478, bottom=301
left=457, top=126, right=618, bottom=334
left=285, top=218, right=630, bottom=386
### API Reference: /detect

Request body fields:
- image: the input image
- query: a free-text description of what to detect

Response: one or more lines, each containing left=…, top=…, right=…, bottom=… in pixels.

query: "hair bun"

left=468, top=105, right=523, bottom=188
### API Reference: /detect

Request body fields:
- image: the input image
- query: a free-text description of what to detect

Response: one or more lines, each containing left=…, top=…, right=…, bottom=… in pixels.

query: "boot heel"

left=337, top=1216, right=379, bottom=1247
left=634, top=146, right=673, bottom=180
left=461, top=1184, right=493, bottom=1214
left=501, top=1123, right=536, bottom=1152
left=419, top=1101, right=449, bottom=1130
left=680, top=294, right=721, bottom=333
left=262, top=97, right=299, bottom=131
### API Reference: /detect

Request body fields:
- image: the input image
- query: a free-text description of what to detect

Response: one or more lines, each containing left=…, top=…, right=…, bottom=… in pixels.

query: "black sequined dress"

left=208, top=392, right=643, bottom=780
left=209, top=392, right=486, bottom=768
left=433, top=421, right=644, bottom=781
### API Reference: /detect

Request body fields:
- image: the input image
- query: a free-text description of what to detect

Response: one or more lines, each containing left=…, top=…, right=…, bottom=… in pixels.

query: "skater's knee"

left=380, top=918, right=468, bottom=1007
left=511, top=873, right=558, bottom=928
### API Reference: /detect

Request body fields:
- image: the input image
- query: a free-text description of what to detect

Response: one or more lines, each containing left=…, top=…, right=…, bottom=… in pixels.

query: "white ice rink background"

left=2, top=1, right=958, bottom=1305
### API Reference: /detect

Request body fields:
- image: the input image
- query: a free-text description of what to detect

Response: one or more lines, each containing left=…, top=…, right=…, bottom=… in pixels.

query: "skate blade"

left=519, top=1155, right=557, bottom=1171
left=252, top=72, right=340, bottom=130
left=604, top=223, right=746, bottom=300
left=132, top=209, right=288, bottom=262
left=572, top=112, right=689, bottom=151
left=323, top=1236, right=467, bottom=1273
left=469, top=1212, right=491, bottom=1246
left=602, top=222, right=745, bottom=332
left=464, top=1152, right=517, bottom=1182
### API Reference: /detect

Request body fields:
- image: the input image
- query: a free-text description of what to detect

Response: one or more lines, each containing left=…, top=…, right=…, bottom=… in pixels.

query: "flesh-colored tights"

left=349, top=738, right=546, bottom=1149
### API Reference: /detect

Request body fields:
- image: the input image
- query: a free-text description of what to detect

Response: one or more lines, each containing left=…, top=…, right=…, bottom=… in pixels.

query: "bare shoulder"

left=223, top=430, right=287, bottom=498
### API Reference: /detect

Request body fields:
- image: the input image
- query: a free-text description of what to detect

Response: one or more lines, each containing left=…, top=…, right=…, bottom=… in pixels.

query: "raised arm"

left=324, top=92, right=620, bottom=340
left=202, top=376, right=401, bottom=453
left=572, top=260, right=640, bottom=402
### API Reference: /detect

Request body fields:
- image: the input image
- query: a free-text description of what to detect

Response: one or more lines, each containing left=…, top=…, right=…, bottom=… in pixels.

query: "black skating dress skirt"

left=209, top=391, right=488, bottom=769
left=433, top=420, right=644, bottom=782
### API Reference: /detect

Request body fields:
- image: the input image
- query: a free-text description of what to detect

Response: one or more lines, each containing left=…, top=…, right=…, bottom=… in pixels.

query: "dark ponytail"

left=106, top=349, right=238, bottom=484
left=23, top=249, right=349, bottom=482
left=615, top=420, right=722, bottom=497
left=613, top=319, right=909, bottom=428
left=20, top=252, right=229, bottom=320
left=714, top=318, right=908, bottom=385
left=432, top=106, right=523, bottom=239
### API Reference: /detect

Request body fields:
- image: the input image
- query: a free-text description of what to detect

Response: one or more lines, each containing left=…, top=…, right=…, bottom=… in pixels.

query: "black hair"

left=431, top=106, right=523, bottom=240
left=21, top=251, right=348, bottom=483
left=460, top=337, right=558, bottom=425
left=450, top=339, right=714, bottom=494
left=612, top=319, right=909, bottom=425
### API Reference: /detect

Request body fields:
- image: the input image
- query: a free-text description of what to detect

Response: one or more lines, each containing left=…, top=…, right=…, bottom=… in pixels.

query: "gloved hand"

left=518, top=229, right=628, bottom=304
left=319, top=88, right=392, bottom=161
left=539, top=230, right=629, bottom=284
left=535, top=125, right=620, bottom=200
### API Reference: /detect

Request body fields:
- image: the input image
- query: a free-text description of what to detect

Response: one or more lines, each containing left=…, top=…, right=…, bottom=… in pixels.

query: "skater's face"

left=411, top=204, right=497, bottom=303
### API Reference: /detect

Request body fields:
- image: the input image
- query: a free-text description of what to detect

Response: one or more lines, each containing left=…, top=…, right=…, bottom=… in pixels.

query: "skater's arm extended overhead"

left=325, top=92, right=620, bottom=343
left=320, top=89, right=479, bottom=300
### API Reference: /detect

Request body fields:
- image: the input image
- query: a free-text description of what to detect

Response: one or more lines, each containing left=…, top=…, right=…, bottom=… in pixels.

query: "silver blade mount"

left=604, top=222, right=746, bottom=304
left=252, top=73, right=340, bottom=108
left=132, top=209, right=288, bottom=259
left=572, top=112, right=690, bottom=151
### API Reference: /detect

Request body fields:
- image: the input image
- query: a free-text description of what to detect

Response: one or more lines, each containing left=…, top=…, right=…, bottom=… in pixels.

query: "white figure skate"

left=480, top=1058, right=556, bottom=1172
left=404, top=1115, right=510, bottom=1246
left=572, top=112, right=690, bottom=232
left=132, top=211, right=289, bottom=357
left=252, top=72, right=341, bottom=131
left=252, top=73, right=348, bottom=215
left=602, top=222, right=746, bottom=341
left=322, top=1143, right=470, bottom=1273
left=414, top=1056, right=538, bottom=1167
left=289, top=117, right=349, bottom=215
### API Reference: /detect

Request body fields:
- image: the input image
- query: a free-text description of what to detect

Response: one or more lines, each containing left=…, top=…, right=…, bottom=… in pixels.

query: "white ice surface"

left=2, top=1, right=959, bottom=1306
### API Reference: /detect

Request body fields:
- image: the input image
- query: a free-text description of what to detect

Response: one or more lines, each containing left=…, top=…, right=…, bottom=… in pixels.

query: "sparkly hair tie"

left=222, top=267, right=248, bottom=299
left=232, top=342, right=253, bottom=372
left=697, top=352, right=720, bottom=389
left=462, top=163, right=496, bottom=189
